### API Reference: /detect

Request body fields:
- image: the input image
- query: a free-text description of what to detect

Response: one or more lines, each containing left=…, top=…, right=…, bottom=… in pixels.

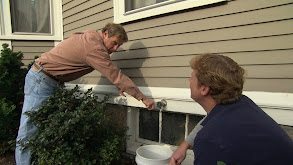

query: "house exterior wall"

left=12, top=41, right=54, bottom=67
left=5, top=1, right=291, bottom=126
left=63, top=0, right=293, bottom=93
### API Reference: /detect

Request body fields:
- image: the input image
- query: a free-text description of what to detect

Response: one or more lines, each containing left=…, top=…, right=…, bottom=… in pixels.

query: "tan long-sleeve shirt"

left=36, top=30, right=146, bottom=101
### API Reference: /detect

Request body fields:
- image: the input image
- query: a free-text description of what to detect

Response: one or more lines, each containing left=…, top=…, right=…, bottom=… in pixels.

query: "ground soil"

left=0, top=152, right=15, bottom=165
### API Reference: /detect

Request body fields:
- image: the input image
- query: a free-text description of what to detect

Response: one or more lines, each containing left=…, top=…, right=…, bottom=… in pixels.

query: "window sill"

left=114, top=0, right=227, bottom=23
left=0, top=34, right=63, bottom=41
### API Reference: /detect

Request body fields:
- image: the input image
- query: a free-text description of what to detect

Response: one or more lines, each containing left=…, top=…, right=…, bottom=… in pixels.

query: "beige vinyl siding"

left=65, top=0, right=293, bottom=93
left=12, top=41, right=54, bottom=67
left=62, top=0, right=113, bottom=39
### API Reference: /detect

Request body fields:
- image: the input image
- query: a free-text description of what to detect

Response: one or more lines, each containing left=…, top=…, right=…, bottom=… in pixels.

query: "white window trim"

left=66, top=84, right=293, bottom=164
left=0, top=1, right=3, bottom=36
left=113, top=0, right=227, bottom=23
left=0, top=0, right=63, bottom=41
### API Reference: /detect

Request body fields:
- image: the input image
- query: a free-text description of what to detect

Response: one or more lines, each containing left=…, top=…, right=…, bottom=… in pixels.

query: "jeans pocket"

left=24, top=70, right=58, bottom=96
left=37, top=78, right=58, bottom=96
left=24, top=74, right=37, bottom=95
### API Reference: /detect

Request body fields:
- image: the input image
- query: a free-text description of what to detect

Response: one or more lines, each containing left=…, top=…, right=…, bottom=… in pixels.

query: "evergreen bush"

left=21, top=85, right=128, bottom=165
left=0, top=43, right=27, bottom=155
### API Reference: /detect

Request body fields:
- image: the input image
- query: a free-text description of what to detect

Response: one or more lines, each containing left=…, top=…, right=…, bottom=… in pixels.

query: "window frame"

left=0, top=0, right=63, bottom=40
left=126, top=107, right=196, bottom=164
left=113, top=0, right=227, bottom=23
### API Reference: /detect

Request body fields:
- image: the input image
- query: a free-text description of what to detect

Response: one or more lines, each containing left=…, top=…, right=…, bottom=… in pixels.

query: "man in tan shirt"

left=15, top=23, right=155, bottom=165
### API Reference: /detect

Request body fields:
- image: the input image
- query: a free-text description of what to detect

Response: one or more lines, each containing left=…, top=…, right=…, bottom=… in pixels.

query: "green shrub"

left=0, top=43, right=27, bottom=108
left=0, top=98, right=17, bottom=155
left=0, top=43, right=27, bottom=154
left=21, top=85, right=128, bottom=165
left=27, top=55, right=39, bottom=69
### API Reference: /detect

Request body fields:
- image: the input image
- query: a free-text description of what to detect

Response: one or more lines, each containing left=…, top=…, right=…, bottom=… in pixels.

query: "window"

left=114, top=0, right=227, bottom=23
left=138, top=108, right=204, bottom=146
left=125, top=0, right=169, bottom=12
left=0, top=0, right=62, bottom=40
left=10, top=0, right=51, bottom=34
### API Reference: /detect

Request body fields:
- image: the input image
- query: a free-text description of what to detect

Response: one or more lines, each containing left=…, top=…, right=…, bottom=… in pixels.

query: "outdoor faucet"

left=157, top=99, right=167, bottom=111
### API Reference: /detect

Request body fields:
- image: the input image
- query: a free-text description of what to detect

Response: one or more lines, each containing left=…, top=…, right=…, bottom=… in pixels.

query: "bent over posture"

left=16, top=23, right=155, bottom=165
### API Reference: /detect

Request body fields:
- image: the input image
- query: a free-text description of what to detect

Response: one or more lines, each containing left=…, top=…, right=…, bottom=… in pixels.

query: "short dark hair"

left=190, top=53, right=245, bottom=104
left=101, top=23, right=128, bottom=42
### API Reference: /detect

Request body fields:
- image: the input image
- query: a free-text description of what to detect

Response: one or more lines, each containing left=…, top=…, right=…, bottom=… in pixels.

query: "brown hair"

left=190, top=53, right=245, bottom=104
left=101, top=23, right=128, bottom=42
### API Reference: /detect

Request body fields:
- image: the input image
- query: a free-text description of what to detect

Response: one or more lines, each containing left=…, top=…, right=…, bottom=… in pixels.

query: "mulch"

left=0, top=152, right=136, bottom=165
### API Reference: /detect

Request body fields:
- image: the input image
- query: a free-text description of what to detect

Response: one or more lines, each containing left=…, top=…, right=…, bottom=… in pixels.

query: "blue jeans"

left=15, top=67, right=63, bottom=165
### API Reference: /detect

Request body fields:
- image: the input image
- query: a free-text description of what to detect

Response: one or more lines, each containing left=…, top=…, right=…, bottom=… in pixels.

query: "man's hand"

left=169, top=141, right=190, bottom=165
left=142, top=98, right=155, bottom=110
left=117, top=88, right=126, bottom=97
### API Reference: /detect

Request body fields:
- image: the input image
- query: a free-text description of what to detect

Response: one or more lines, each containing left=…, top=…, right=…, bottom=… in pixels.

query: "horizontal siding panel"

left=123, top=67, right=190, bottom=78
left=124, top=0, right=293, bottom=32
left=11, top=41, right=54, bottom=47
left=63, top=0, right=109, bottom=18
left=114, top=56, right=193, bottom=68
left=13, top=47, right=52, bottom=53
left=64, top=18, right=114, bottom=38
left=112, top=35, right=293, bottom=60
left=244, top=65, right=293, bottom=78
left=62, top=0, right=73, bottom=6
left=123, top=19, right=293, bottom=50
left=244, top=79, right=293, bottom=93
left=126, top=5, right=293, bottom=41
left=22, top=52, right=41, bottom=59
left=112, top=50, right=293, bottom=68
left=63, top=1, right=112, bottom=25
left=63, top=0, right=89, bottom=15
left=86, top=65, right=293, bottom=79
left=64, top=9, right=113, bottom=32
left=222, top=50, right=293, bottom=65
left=70, top=77, right=293, bottom=93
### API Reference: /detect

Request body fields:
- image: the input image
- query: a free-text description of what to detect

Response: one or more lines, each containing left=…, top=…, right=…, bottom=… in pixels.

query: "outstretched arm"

left=87, top=51, right=155, bottom=110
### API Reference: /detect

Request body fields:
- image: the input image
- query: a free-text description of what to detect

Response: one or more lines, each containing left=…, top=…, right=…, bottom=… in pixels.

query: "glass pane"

left=125, top=0, right=169, bottom=12
left=10, top=0, right=51, bottom=33
left=139, top=108, right=159, bottom=142
left=161, top=112, right=185, bottom=145
left=188, top=115, right=205, bottom=134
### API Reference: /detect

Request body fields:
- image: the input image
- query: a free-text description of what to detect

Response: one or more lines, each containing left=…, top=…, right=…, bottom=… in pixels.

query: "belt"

left=32, top=63, right=60, bottom=82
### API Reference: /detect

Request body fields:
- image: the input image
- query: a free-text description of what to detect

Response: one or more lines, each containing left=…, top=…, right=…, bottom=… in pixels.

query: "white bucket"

left=135, top=145, right=173, bottom=165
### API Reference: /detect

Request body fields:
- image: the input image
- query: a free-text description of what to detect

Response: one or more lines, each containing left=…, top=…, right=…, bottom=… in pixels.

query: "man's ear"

left=201, top=85, right=210, bottom=96
left=103, top=30, right=108, bottom=38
